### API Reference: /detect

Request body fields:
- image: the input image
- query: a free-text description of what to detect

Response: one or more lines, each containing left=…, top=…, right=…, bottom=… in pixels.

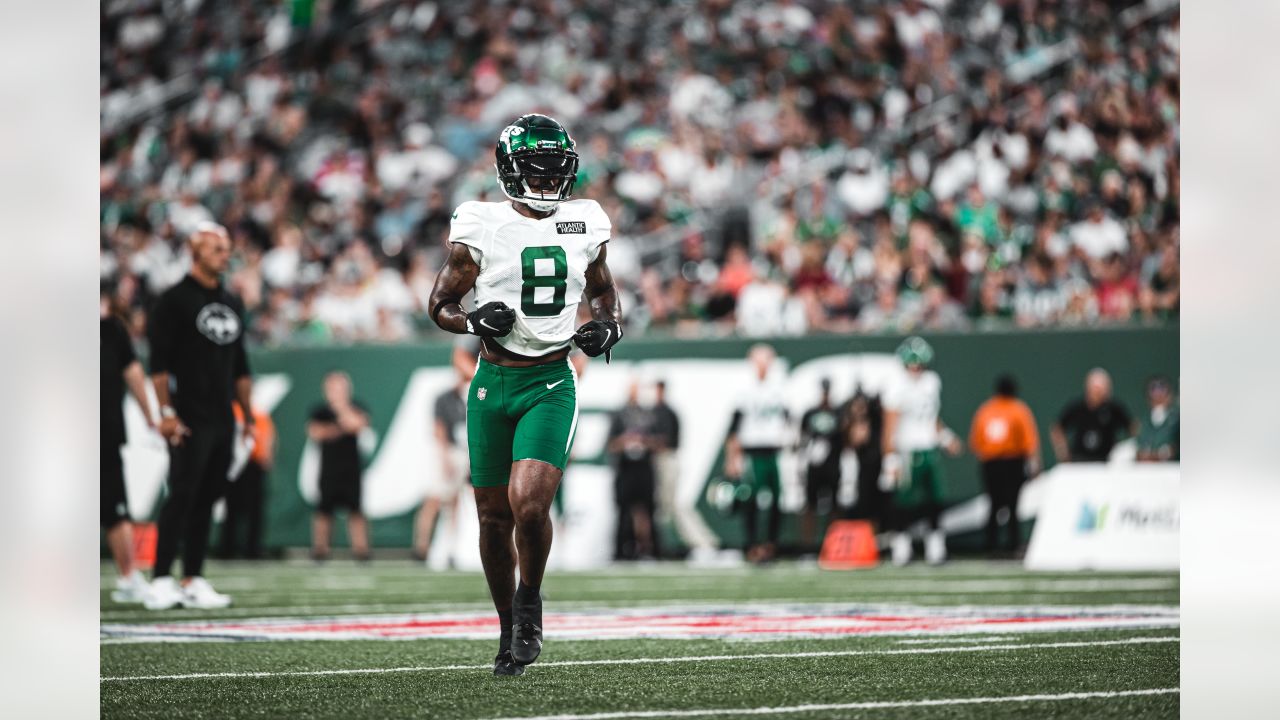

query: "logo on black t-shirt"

left=196, top=303, right=241, bottom=345
left=556, top=221, right=586, bottom=234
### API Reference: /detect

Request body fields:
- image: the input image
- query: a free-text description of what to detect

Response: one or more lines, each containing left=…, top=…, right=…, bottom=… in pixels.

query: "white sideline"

left=484, top=688, right=1180, bottom=720
left=100, top=636, right=1177, bottom=682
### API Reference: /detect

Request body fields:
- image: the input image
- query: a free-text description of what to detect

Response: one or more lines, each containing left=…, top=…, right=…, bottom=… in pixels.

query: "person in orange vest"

left=968, top=375, right=1041, bottom=557
left=220, top=403, right=276, bottom=559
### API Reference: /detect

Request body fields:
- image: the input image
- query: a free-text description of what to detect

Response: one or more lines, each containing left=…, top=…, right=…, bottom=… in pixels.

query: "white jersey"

left=732, top=377, right=791, bottom=451
left=883, top=369, right=942, bottom=452
left=450, top=199, right=610, bottom=357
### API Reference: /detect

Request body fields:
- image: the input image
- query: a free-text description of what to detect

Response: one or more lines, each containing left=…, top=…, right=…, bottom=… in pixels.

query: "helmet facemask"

left=501, top=152, right=578, bottom=212
left=495, top=115, right=579, bottom=213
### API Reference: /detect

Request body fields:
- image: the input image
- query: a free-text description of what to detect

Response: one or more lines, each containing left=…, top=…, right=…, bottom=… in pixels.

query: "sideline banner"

left=1024, top=463, right=1179, bottom=571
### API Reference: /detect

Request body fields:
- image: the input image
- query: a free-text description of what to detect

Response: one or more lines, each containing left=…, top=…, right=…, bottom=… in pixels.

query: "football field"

left=100, top=560, right=1179, bottom=719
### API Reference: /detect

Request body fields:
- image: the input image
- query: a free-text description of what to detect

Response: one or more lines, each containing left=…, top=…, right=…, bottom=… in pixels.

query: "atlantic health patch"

left=555, top=221, right=586, bottom=234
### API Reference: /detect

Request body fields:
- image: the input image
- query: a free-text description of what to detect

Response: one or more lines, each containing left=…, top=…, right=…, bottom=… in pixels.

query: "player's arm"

left=121, top=360, right=156, bottom=428
left=936, top=416, right=961, bottom=455
left=307, top=418, right=339, bottom=441
left=428, top=242, right=515, bottom=337
left=147, top=296, right=190, bottom=445
left=574, top=245, right=623, bottom=360
left=723, top=410, right=744, bottom=478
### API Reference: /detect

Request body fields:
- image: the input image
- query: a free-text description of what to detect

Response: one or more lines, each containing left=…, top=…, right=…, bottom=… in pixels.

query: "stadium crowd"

left=101, top=0, right=1179, bottom=346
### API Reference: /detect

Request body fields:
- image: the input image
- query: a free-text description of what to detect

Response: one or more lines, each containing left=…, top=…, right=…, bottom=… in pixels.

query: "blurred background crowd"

left=101, top=0, right=1179, bottom=346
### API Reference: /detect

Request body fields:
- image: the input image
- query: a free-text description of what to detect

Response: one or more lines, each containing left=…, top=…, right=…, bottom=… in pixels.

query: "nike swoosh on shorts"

left=546, top=379, right=566, bottom=390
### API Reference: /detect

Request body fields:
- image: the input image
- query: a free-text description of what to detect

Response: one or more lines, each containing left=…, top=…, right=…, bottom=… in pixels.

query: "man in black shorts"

left=309, top=370, right=372, bottom=561
left=101, top=293, right=156, bottom=602
left=144, top=223, right=254, bottom=610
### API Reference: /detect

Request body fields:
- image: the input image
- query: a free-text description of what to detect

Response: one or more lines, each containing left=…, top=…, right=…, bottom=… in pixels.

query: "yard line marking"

left=100, top=635, right=1177, bottom=682
left=483, top=688, right=1180, bottom=720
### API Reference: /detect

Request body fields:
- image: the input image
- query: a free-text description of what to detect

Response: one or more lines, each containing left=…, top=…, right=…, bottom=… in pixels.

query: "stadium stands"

left=100, top=0, right=1179, bottom=345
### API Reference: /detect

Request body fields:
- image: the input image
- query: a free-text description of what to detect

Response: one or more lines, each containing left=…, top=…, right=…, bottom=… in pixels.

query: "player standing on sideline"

left=427, top=114, right=622, bottom=676
left=881, top=337, right=962, bottom=566
left=724, top=344, right=791, bottom=564
left=143, top=223, right=253, bottom=609
left=101, top=289, right=157, bottom=602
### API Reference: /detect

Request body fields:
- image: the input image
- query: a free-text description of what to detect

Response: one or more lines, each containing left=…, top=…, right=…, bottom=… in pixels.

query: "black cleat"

left=511, top=622, right=542, bottom=665
left=493, top=650, right=524, bottom=677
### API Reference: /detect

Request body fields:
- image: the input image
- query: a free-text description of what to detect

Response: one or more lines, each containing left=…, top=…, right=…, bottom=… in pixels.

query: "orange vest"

left=968, top=397, right=1039, bottom=461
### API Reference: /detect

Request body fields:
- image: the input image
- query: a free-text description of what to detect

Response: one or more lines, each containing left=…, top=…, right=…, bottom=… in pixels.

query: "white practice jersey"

left=450, top=199, right=610, bottom=357
left=732, top=377, right=792, bottom=451
left=883, top=369, right=942, bottom=452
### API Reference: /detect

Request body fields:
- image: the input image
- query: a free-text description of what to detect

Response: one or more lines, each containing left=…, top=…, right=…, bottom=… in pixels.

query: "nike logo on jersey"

left=546, top=379, right=566, bottom=390
left=555, top=221, right=586, bottom=234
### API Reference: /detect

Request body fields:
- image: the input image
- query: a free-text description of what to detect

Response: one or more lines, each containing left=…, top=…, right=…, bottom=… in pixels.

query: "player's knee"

left=477, top=507, right=514, bottom=535
left=512, top=501, right=551, bottom=530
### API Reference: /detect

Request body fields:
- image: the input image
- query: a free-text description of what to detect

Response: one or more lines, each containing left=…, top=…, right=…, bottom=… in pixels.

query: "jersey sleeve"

left=881, top=375, right=903, bottom=412
left=586, top=200, right=611, bottom=262
left=448, top=201, right=488, bottom=268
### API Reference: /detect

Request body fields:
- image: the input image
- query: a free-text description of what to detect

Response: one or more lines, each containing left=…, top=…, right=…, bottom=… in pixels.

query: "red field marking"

left=102, top=603, right=1179, bottom=643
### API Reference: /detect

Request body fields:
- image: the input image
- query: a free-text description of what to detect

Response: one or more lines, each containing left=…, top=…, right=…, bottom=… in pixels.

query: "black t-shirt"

left=146, top=275, right=250, bottom=428
left=101, top=317, right=137, bottom=447
left=310, top=400, right=369, bottom=482
left=651, top=402, right=680, bottom=451
left=800, top=404, right=843, bottom=473
left=1057, top=398, right=1133, bottom=462
left=433, top=388, right=467, bottom=446
left=609, top=404, right=658, bottom=467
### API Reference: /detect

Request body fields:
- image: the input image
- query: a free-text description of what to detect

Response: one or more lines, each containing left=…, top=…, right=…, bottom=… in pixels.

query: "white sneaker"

left=925, top=530, right=948, bottom=566
left=110, top=570, right=148, bottom=603
left=142, top=576, right=185, bottom=610
left=181, top=577, right=232, bottom=609
left=891, top=533, right=913, bottom=567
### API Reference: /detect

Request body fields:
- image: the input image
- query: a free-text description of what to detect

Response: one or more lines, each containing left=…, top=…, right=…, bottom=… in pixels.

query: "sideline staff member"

left=144, top=223, right=253, bottom=610
left=969, top=375, right=1040, bottom=556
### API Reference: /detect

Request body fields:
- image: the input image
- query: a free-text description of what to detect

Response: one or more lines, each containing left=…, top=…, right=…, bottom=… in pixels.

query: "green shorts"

left=466, top=357, right=578, bottom=488
left=896, top=448, right=944, bottom=507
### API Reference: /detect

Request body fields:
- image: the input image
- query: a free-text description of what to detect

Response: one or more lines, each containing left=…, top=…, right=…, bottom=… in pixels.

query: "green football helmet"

left=897, top=336, right=934, bottom=369
left=494, top=114, right=579, bottom=213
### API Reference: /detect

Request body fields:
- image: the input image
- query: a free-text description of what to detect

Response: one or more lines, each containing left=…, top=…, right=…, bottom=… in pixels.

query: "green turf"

left=101, top=560, right=1178, bottom=719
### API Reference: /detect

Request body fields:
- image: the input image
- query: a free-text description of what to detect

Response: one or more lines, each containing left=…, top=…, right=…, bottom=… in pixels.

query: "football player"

left=881, top=337, right=963, bottom=566
left=428, top=114, right=622, bottom=676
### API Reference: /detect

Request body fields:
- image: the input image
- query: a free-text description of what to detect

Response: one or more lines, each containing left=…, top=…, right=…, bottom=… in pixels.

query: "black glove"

left=465, top=301, right=516, bottom=337
left=573, top=319, right=622, bottom=361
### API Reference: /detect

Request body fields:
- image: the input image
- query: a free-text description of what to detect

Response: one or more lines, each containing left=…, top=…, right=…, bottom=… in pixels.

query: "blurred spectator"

left=968, top=375, right=1040, bottom=557
left=308, top=371, right=372, bottom=562
left=220, top=403, right=276, bottom=560
left=1136, top=376, right=1179, bottom=462
left=100, top=1, right=1179, bottom=344
left=1050, top=368, right=1137, bottom=463
left=608, top=382, right=661, bottom=561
